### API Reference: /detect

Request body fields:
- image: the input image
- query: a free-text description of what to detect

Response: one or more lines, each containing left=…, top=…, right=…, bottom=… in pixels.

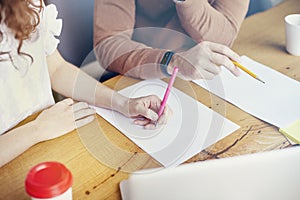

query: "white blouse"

left=0, top=3, right=62, bottom=135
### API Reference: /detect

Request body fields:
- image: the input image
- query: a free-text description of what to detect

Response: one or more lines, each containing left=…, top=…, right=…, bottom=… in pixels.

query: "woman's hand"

left=116, top=95, right=173, bottom=129
left=34, top=98, right=95, bottom=142
left=170, top=41, right=241, bottom=80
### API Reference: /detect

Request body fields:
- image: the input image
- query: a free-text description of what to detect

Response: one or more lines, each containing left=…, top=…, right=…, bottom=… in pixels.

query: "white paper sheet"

left=194, top=56, right=300, bottom=128
left=95, top=79, right=240, bottom=167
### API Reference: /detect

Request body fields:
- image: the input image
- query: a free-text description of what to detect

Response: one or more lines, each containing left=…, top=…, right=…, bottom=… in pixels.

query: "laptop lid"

left=120, top=146, right=300, bottom=200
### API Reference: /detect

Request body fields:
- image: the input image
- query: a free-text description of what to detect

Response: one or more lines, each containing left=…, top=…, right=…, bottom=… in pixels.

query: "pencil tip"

left=257, top=77, right=265, bottom=84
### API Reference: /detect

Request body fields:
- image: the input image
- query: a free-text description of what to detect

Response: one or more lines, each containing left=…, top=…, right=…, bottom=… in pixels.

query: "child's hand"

left=119, top=95, right=173, bottom=129
left=34, top=98, right=95, bottom=142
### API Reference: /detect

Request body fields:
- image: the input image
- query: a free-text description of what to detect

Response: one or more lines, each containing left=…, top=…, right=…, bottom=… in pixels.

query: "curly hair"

left=0, top=0, right=42, bottom=58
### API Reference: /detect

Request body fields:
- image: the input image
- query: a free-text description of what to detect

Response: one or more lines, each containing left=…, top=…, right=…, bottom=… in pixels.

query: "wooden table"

left=1, top=0, right=300, bottom=199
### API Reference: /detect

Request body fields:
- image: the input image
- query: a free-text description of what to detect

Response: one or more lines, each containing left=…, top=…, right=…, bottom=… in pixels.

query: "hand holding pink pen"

left=156, top=67, right=179, bottom=125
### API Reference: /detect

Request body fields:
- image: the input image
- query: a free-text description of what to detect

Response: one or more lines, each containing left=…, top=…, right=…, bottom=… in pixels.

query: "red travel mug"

left=25, top=161, right=73, bottom=200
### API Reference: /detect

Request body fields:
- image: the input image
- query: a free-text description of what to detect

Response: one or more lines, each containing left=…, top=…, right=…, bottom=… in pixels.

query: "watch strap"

left=160, top=51, right=174, bottom=77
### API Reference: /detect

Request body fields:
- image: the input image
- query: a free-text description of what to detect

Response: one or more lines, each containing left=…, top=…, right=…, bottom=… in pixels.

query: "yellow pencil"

left=232, top=61, right=265, bottom=84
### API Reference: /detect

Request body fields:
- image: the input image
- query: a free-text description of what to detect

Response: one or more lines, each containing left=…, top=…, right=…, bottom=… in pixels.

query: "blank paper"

left=95, top=79, right=239, bottom=167
left=194, top=56, right=300, bottom=128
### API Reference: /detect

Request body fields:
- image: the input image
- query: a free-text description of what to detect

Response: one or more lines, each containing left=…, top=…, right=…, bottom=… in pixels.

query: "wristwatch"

left=160, top=51, right=174, bottom=77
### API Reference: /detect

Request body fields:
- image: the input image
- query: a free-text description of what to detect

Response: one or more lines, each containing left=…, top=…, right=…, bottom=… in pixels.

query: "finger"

left=206, top=41, right=241, bottom=61
left=144, top=123, right=156, bottom=130
left=210, top=53, right=240, bottom=76
left=202, top=62, right=221, bottom=75
left=59, top=98, right=74, bottom=106
left=136, top=107, right=158, bottom=122
left=148, top=95, right=163, bottom=111
left=72, top=102, right=89, bottom=112
left=74, top=108, right=96, bottom=120
left=134, top=118, right=152, bottom=126
left=131, top=116, right=146, bottom=120
left=75, top=115, right=95, bottom=128
left=157, top=114, right=167, bottom=125
left=157, top=105, right=172, bottom=125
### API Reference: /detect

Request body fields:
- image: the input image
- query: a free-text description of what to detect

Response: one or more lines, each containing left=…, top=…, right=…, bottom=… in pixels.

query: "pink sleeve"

left=175, top=0, right=250, bottom=46
left=93, top=0, right=166, bottom=79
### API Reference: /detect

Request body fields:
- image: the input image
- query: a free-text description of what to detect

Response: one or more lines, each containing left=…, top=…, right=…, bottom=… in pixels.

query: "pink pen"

left=156, top=67, right=179, bottom=125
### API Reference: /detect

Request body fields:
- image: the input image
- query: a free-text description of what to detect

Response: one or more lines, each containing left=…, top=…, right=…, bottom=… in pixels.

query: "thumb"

left=138, top=108, right=158, bottom=121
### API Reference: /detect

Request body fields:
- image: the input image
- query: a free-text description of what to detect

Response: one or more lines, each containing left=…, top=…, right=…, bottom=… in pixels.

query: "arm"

left=0, top=98, right=94, bottom=167
left=48, top=49, right=139, bottom=112
left=47, top=50, right=171, bottom=126
left=175, top=0, right=250, bottom=46
left=0, top=121, right=39, bottom=167
left=48, top=49, right=120, bottom=110
left=94, top=0, right=166, bottom=79
left=0, top=49, right=171, bottom=167
left=93, top=0, right=243, bottom=80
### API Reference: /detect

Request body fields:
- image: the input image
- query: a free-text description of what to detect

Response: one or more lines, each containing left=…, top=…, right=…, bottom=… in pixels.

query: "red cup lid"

left=25, top=161, right=73, bottom=198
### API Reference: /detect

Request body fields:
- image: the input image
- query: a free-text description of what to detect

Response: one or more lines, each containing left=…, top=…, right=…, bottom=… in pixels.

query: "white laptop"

left=120, top=146, right=300, bottom=200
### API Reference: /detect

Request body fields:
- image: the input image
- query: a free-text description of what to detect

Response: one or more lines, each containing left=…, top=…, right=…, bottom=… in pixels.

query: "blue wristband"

left=160, top=51, right=174, bottom=77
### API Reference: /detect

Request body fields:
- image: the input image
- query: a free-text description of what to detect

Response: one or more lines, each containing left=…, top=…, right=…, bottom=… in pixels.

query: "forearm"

left=175, top=0, right=249, bottom=46
left=0, top=121, right=39, bottom=167
left=94, top=0, right=166, bottom=79
left=95, top=35, right=166, bottom=79
left=48, top=50, right=129, bottom=112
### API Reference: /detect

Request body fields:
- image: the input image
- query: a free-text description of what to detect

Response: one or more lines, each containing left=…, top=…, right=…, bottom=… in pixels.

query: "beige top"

left=94, top=0, right=249, bottom=79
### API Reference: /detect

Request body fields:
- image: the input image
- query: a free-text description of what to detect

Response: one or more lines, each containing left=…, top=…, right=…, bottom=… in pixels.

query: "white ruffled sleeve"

left=41, top=4, right=62, bottom=56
